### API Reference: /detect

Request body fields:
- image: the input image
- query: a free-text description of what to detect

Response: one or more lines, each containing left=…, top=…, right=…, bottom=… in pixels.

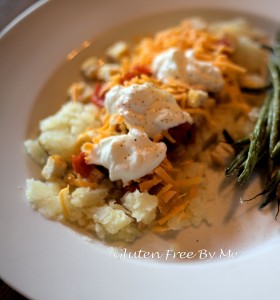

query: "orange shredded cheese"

left=162, top=130, right=176, bottom=143
left=214, top=60, right=247, bottom=73
left=153, top=133, right=164, bottom=142
left=59, top=186, right=70, bottom=219
left=161, top=190, right=178, bottom=203
left=66, top=174, right=98, bottom=189
left=176, top=176, right=203, bottom=188
left=152, top=225, right=171, bottom=233
left=139, top=176, right=162, bottom=192
left=156, top=183, right=173, bottom=198
left=154, top=166, right=176, bottom=186
left=157, top=197, right=190, bottom=225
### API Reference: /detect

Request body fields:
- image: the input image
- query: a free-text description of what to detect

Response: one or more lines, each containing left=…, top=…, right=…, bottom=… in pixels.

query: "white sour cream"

left=105, top=83, right=192, bottom=138
left=151, top=48, right=187, bottom=82
left=152, top=48, right=224, bottom=92
left=84, top=128, right=167, bottom=183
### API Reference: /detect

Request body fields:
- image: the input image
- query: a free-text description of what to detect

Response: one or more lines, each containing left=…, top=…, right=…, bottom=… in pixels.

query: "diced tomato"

left=72, top=152, right=93, bottom=178
left=168, top=122, right=196, bottom=145
left=120, top=65, right=152, bottom=84
left=92, top=83, right=105, bottom=107
left=121, top=72, right=136, bottom=84
left=133, top=65, right=152, bottom=76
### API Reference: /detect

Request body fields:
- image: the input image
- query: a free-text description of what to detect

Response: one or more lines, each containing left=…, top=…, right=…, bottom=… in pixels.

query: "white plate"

left=1, top=0, right=280, bottom=299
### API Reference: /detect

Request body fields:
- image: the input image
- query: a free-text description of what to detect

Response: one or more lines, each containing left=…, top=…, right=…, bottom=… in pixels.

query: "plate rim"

left=0, top=0, right=48, bottom=39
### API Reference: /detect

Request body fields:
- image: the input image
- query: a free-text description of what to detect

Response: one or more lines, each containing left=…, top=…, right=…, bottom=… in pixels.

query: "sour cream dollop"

left=105, top=83, right=192, bottom=138
left=152, top=47, right=224, bottom=92
left=84, top=128, right=167, bottom=183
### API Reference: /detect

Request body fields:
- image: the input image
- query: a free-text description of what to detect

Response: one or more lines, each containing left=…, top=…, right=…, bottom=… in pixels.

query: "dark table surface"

left=1, top=1, right=38, bottom=298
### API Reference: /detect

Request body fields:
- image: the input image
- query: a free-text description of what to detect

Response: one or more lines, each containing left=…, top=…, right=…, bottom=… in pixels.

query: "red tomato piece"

left=168, top=122, right=196, bottom=145
left=133, top=65, right=152, bottom=76
left=72, top=152, right=93, bottom=178
left=92, top=83, right=105, bottom=107
left=120, top=65, right=152, bottom=84
left=120, top=72, right=136, bottom=84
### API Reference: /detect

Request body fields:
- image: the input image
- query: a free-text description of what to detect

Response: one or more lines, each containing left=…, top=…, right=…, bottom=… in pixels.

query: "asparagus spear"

left=225, top=146, right=249, bottom=176
left=242, top=170, right=280, bottom=202
left=224, top=30, right=280, bottom=215
left=268, top=61, right=280, bottom=158
left=258, top=170, right=280, bottom=216
left=237, top=93, right=271, bottom=184
left=271, top=141, right=280, bottom=159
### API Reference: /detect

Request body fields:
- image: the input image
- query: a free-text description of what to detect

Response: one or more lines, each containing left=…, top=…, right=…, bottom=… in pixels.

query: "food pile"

left=25, top=18, right=268, bottom=241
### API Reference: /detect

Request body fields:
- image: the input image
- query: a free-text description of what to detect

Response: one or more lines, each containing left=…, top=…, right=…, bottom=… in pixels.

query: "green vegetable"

left=268, top=61, right=280, bottom=158
left=225, top=146, right=248, bottom=176
left=271, top=140, right=280, bottom=159
left=258, top=171, right=280, bottom=219
left=225, top=30, right=280, bottom=216
left=241, top=85, right=271, bottom=94
left=233, top=137, right=250, bottom=147
left=237, top=93, right=271, bottom=184
left=243, top=170, right=280, bottom=202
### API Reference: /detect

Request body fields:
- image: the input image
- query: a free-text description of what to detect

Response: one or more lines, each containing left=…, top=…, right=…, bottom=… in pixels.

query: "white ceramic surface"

left=1, top=0, right=280, bottom=299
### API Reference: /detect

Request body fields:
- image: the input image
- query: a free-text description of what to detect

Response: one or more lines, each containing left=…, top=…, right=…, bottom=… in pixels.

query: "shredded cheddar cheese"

left=59, top=186, right=70, bottom=219
left=157, top=196, right=190, bottom=225
left=154, top=166, right=176, bottom=186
